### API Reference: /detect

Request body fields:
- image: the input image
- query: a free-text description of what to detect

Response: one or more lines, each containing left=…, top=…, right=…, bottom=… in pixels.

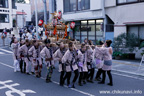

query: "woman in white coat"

left=19, top=39, right=32, bottom=75
left=53, top=43, right=66, bottom=86
left=62, top=42, right=79, bottom=88
left=40, top=39, right=54, bottom=83
left=77, top=43, right=88, bottom=86
left=98, top=40, right=113, bottom=86
left=11, top=38, right=20, bottom=72
left=28, top=40, right=43, bottom=77
left=94, top=41, right=104, bottom=81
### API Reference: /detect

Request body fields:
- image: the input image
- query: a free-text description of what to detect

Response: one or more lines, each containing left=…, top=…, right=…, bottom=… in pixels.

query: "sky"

left=25, top=0, right=29, bottom=3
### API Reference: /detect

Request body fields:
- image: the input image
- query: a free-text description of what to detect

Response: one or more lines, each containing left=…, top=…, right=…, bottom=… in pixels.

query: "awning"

left=124, top=21, right=144, bottom=25
left=16, top=11, right=27, bottom=15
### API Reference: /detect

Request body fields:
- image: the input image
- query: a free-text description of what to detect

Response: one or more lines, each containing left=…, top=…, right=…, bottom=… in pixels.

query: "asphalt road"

left=0, top=47, right=144, bottom=96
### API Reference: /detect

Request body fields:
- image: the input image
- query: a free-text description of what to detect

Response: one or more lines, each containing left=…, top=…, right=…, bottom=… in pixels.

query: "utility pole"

left=22, top=10, right=24, bottom=28
left=34, top=0, right=39, bottom=39
left=49, top=0, right=55, bottom=21
left=102, top=0, right=106, bottom=41
left=43, top=0, right=47, bottom=24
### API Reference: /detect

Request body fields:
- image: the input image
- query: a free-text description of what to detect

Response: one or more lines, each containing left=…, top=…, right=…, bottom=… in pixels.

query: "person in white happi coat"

left=40, top=39, right=54, bottom=83
left=28, top=40, right=43, bottom=77
left=19, top=39, right=32, bottom=75
left=86, top=45, right=94, bottom=83
left=62, top=42, right=79, bottom=88
left=77, top=43, right=88, bottom=86
left=18, top=39, right=26, bottom=73
left=11, top=38, right=20, bottom=72
left=53, top=42, right=66, bottom=86
left=98, top=40, right=113, bottom=86
left=94, top=41, right=104, bottom=81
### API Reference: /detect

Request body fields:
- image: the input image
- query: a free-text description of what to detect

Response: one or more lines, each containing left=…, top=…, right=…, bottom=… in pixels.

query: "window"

left=72, top=20, right=104, bottom=43
left=70, top=0, right=77, bottom=12
left=12, top=0, right=16, bottom=9
left=64, top=0, right=70, bottom=12
left=78, top=0, right=90, bottom=10
left=64, top=0, right=90, bottom=12
left=64, top=0, right=77, bottom=12
left=0, top=14, right=9, bottom=23
left=96, top=25, right=103, bottom=36
left=106, top=24, right=114, bottom=32
left=117, top=0, right=144, bottom=4
left=128, top=25, right=144, bottom=40
left=0, top=0, right=8, bottom=8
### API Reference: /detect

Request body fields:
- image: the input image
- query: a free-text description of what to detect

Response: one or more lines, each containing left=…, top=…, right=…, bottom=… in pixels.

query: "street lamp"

left=22, top=10, right=24, bottom=28
left=34, top=0, right=39, bottom=39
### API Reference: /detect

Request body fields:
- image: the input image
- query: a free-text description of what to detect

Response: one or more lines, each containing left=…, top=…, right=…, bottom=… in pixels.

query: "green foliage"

left=126, top=33, right=140, bottom=52
left=122, top=53, right=129, bottom=59
left=112, top=33, right=127, bottom=52
left=141, top=50, right=144, bottom=56
left=139, top=41, right=144, bottom=49
left=113, top=33, right=140, bottom=53
left=113, top=51, right=122, bottom=57
left=16, top=0, right=26, bottom=3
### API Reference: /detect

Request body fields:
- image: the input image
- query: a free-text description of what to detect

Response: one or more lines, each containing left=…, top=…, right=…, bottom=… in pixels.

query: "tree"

left=16, top=0, right=26, bottom=3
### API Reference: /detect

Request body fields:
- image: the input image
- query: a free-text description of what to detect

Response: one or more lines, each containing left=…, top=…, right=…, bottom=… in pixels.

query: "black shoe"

left=83, top=81, right=86, bottom=84
left=21, top=71, right=23, bottom=73
left=26, top=73, right=30, bottom=75
left=36, top=75, right=40, bottom=78
left=87, top=79, right=93, bottom=83
left=72, top=84, right=75, bottom=88
left=39, top=72, right=41, bottom=77
left=60, top=83, right=64, bottom=86
left=46, top=79, right=49, bottom=83
left=107, top=83, right=113, bottom=86
left=31, top=72, right=35, bottom=75
left=89, top=80, right=94, bottom=83
left=78, top=83, right=83, bottom=86
left=95, top=78, right=101, bottom=81
left=98, top=81, right=105, bottom=84
left=87, top=79, right=90, bottom=82
left=49, top=79, right=52, bottom=82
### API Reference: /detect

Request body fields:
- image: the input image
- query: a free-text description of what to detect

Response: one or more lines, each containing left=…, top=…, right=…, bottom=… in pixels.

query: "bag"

left=78, top=62, right=83, bottom=67
left=1, top=33, right=6, bottom=39
left=96, top=59, right=101, bottom=65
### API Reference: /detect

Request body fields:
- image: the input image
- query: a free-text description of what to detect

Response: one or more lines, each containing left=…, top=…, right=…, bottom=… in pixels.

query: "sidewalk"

left=112, top=59, right=144, bottom=77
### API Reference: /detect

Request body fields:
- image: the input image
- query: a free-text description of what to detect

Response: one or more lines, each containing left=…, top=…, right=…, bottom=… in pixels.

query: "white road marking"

left=0, top=62, right=14, bottom=69
left=0, top=80, right=36, bottom=96
left=112, top=72, right=144, bottom=81
left=0, top=52, right=4, bottom=54
left=0, top=48, right=13, bottom=54
left=1, top=61, right=144, bottom=96
left=0, top=62, right=95, bottom=96
left=95, top=69, right=144, bottom=81
left=0, top=54, right=12, bottom=56
left=40, top=77, right=95, bottom=96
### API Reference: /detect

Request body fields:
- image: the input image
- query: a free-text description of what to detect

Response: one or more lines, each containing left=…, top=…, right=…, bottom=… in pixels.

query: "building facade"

left=106, top=0, right=144, bottom=41
left=30, top=0, right=49, bottom=16
left=0, top=0, right=16, bottom=31
left=15, top=3, right=31, bottom=28
left=57, top=0, right=105, bottom=43
left=56, top=0, right=144, bottom=43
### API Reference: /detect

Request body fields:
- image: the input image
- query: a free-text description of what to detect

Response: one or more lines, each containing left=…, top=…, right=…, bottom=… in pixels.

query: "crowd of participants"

left=11, top=37, right=113, bottom=88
